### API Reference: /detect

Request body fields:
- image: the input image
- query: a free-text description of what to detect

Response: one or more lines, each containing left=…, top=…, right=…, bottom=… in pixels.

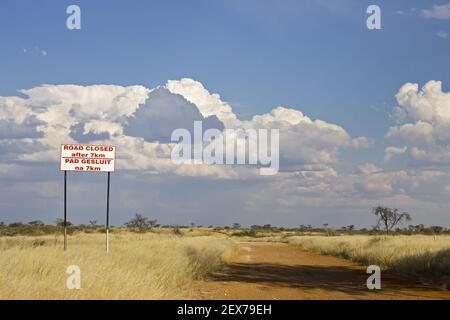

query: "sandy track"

left=193, top=242, right=450, bottom=300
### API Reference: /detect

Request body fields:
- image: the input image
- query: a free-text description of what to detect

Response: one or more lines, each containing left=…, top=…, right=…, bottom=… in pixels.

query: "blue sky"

left=1, top=1, right=450, bottom=227
left=2, top=0, right=449, bottom=134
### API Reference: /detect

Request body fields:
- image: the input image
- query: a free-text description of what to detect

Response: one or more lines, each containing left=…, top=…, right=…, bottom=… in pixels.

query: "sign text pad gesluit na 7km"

left=60, top=144, right=116, bottom=172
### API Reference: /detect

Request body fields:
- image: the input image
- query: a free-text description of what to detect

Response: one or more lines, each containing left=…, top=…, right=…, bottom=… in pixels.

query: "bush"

left=232, top=230, right=258, bottom=237
left=173, top=226, right=182, bottom=236
left=31, top=239, right=46, bottom=247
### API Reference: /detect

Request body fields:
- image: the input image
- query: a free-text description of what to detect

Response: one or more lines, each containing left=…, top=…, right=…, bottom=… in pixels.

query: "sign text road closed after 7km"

left=60, top=144, right=116, bottom=252
left=60, top=144, right=116, bottom=172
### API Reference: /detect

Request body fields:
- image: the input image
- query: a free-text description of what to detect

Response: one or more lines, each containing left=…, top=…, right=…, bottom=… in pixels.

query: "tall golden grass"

left=0, top=232, right=234, bottom=299
left=288, top=235, right=450, bottom=284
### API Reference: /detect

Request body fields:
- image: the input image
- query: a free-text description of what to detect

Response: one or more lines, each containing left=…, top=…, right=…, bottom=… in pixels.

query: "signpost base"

left=106, top=171, right=111, bottom=253
left=106, top=229, right=109, bottom=253
left=64, top=227, right=67, bottom=251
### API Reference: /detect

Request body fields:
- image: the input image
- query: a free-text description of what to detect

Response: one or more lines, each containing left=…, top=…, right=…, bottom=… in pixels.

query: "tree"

left=89, top=220, right=98, bottom=228
left=340, top=225, right=355, bottom=233
left=55, top=219, right=72, bottom=227
left=232, top=223, right=241, bottom=229
left=372, top=206, right=411, bottom=234
left=125, top=214, right=157, bottom=232
left=28, top=220, right=44, bottom=227
left=430, top=226, right=443, bottom=234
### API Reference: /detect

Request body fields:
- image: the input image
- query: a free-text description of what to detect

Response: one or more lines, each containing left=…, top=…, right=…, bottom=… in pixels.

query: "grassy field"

left=2, top=229, right=449, bottom=299
left=0, top=232, right=234, bottom=299
left=288, top=235, right=450, bottom=285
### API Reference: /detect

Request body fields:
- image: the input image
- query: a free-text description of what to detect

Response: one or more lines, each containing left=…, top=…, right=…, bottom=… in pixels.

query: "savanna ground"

left=0, top=230, right=234, bottom=299
left=1, top=228, right=450, bottom=299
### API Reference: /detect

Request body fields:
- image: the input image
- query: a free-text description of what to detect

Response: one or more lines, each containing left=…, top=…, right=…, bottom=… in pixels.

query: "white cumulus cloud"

left=386, top=80, right=450, bottom=166
left=422, top=3, right=450, bottom=20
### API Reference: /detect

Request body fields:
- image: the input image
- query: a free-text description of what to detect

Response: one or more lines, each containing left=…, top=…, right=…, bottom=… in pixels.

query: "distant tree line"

left=1, top=207, right=448, bottom=236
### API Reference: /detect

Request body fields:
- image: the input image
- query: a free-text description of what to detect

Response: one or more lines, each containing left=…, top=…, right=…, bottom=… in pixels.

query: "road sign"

left=60, top=144, right=115, bottom=253
left=60, top=144, right=115, bottom=172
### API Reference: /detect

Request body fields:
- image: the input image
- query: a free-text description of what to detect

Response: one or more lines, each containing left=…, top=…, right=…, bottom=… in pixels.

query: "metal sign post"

left=60, top=144, right=116, bottom=252
left=106, top=172, right=110, bottom=253
left=64, top=170, right=67, bottom=251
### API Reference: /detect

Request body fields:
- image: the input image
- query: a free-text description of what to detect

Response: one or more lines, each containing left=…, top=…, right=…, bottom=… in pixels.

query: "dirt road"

left=193, top=242, right=450, bottom=300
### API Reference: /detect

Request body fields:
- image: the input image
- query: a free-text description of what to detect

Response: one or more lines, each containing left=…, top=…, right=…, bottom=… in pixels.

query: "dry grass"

left=288, top=235, right=450, bottom=284
left=0, top=232, right=234, bottom=299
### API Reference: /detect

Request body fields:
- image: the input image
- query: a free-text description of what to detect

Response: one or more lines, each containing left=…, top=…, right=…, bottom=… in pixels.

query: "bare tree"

left=372, top=206, right=411, bottom=234
left=125, top=214, right=157, bottom=232
left=125, top=214, right=148, bottom=231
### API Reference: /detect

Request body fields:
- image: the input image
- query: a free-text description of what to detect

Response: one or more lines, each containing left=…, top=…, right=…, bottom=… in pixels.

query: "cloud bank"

left=1, top=78, right=450, bottom=226
left=0, top=78, right=368, bottom=178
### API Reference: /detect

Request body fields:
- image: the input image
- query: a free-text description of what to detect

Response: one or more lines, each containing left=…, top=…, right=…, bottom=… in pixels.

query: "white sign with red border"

left=60, top=144, right=116, bottom=172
